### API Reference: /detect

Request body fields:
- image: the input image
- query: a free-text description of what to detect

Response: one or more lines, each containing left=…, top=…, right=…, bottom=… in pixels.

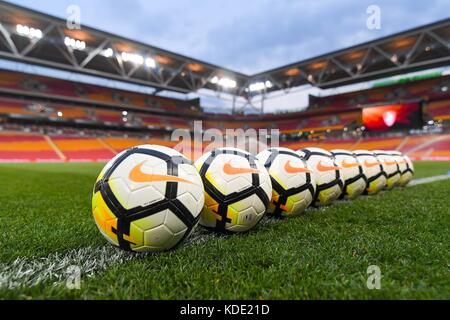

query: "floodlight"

left=64, top=36, right=86, bottom=50
left=121, top=52, right=144, bottom=65
left=101, top=48, right=114, bottom=58
left=210, top=76, right=219, bottom=84
left=145, top=57, right=156, bottom=68
left=218, top=77, right=236, bottom=89
left=249, top=80, right=273, bottom=92
left=16, top=24, right=42, bottom=39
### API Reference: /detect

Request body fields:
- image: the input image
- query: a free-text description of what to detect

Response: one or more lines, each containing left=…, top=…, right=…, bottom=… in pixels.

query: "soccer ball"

left=92, top=145, right=204, bottom=252
left=353, top=150, right=387, bottom=195
left=297, top=147, right=344, bottom=206
left=390, top=151, right=414, bottom=186
left=256, top=147, right=316, bottom=217
left=331, top=149, right=367, bottom=200
left=194, top=147, right=272, bottom=233
left=374, top=150, right=401, bottom=190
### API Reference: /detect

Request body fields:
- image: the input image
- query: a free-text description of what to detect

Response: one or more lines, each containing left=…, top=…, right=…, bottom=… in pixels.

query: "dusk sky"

left=7, top=0, right=450, bottom=74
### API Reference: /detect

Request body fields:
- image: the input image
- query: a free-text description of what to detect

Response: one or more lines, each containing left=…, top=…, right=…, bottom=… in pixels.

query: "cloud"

left=7, top=0, right=450, bottom=74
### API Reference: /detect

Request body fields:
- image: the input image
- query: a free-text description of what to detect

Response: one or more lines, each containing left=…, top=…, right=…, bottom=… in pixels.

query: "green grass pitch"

left=0, top=161, right=449, bottom=299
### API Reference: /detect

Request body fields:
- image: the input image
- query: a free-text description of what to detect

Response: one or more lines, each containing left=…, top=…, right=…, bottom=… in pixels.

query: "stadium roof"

left=254, top=17, right=450, bottom=92
left=0, top=0, right=449, bottom=98
left=0, top=0, right=248, bottom=95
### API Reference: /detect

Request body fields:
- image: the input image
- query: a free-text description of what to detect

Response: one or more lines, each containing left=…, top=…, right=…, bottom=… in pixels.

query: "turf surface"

left=0, top=161, right=449, bottom=299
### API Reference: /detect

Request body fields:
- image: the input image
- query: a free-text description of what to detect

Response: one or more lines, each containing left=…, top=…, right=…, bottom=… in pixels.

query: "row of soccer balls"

left=92, top=145, right=414, bottom=252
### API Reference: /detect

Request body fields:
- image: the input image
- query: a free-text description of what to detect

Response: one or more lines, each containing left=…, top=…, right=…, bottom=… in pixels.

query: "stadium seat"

left=0, top=98, right=37, bottom=116
left=426, top=100, right=450, bottom=120
left=102, top=137, right=145, bottom=152
left=427, top=135, right=450, bottom=159
left=402, top=134, right=450, bottom=160
left=1, top=70, right=450, bottom=163
left=94, top=109, right=124, bottom=124
left=399, top=135, right=435, bottom=154
left=356, top=136, right=404, bottom=151
left=0, top=133, right=61, bottom=162
left=0, top=70, right=199, bottom=115
left=309, top=75, right=450, bottom=110
left=50, top=136, right=116, bottom=161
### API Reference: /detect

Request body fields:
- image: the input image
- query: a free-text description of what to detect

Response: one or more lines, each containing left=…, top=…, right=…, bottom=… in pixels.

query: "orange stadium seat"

left=51, top=105, right=91, bottom=120
left=0, top=97, right=95, bottom=121
left=398, top=135, right=437, bottom=154
left=340, top=111, right=361, bottom=124
left=356, top=136, right=404, bottom=150
left=401, top=134, right=450, bottom=160
left=0, top=71, right=80, bottom=97
left=140, top=115, right=165, bottom=128
left=282, top=140, right=321, bottom=150
left=84, top=92, right=116, bottom=104
left=0, top=69, right=449, bottom=162
left=40, top=77, right=79, bottom=97
left=282, top=138, right=358, bottom=151
left=427, top=134, right=450, bottom=159
left=0, top=70, right=198, bottom=114
left=0, top=133, right=61, bottom=162
left=94, top=109, right=123, bottom=124
left=0, top=71, right=26, bottom=90
left=310, top=75, right=450, bottom=109
left=320, top=139, right=359, bottom=150
left=50, top=136, right=116, bottom=161
left=223, top=121, right=248, bottom=130
left=0, top=132, right=449, bottom=162
left=202, top=121, right=222, bottom=130
left=102, top=137, right=145, bottom=152
left=0, top=98, right=37, bottom=116
left=165, top=118, right=192, bottom=129
left=259, top=121, right=279, bottom=129
left=426, top=100, right=450, bottom=120
left=277, top=120, right=300, bottom=131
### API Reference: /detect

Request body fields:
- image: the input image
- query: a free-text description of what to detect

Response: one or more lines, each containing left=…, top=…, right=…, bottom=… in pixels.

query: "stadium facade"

left=0, top=0, right=449, bottom=162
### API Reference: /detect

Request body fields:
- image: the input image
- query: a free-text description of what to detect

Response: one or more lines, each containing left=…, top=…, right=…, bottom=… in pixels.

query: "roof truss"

left=0, top=0, right=449, bottom=98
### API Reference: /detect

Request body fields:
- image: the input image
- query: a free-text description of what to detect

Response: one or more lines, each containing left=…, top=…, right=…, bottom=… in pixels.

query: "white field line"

left=0, top=246, right=134, bottom=290
left=408, top=174, right=450, bottom=186
left=0, top=174, right=448, bottom=290
left=0, top=227, right=234, bottom=290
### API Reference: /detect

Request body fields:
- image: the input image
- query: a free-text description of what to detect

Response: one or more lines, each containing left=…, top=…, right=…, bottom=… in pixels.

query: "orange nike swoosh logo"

left=341, top=160, right=359, bottom=168
left=223, top=161, right=259, bottom=175
left=316, top=161, right=342, bottom=172
left=397, top=160, right=407, bottom=165
left=129, top=161, right=193, bottom=184
left=364, top=160, right=380, bottom=168
left=384, top=160, right=397, bottom=166
left=284, top=160, right=311, bottom=173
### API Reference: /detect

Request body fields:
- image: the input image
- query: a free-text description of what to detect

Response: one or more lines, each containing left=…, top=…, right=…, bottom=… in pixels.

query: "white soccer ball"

left=331, top=149, right=367, bottom=200
left=390, top=151, right=414, bottom=186
left=257, top=147, right=316, bottom=217
left=194, top=147, right=272, bottom=233
left=92, top=145, right=205, bottom=252
left=353, top=150, right=387, bottom=195
left=374, top=150, right=401, bottom=190
left=297, top=147, right=344, bottom=206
